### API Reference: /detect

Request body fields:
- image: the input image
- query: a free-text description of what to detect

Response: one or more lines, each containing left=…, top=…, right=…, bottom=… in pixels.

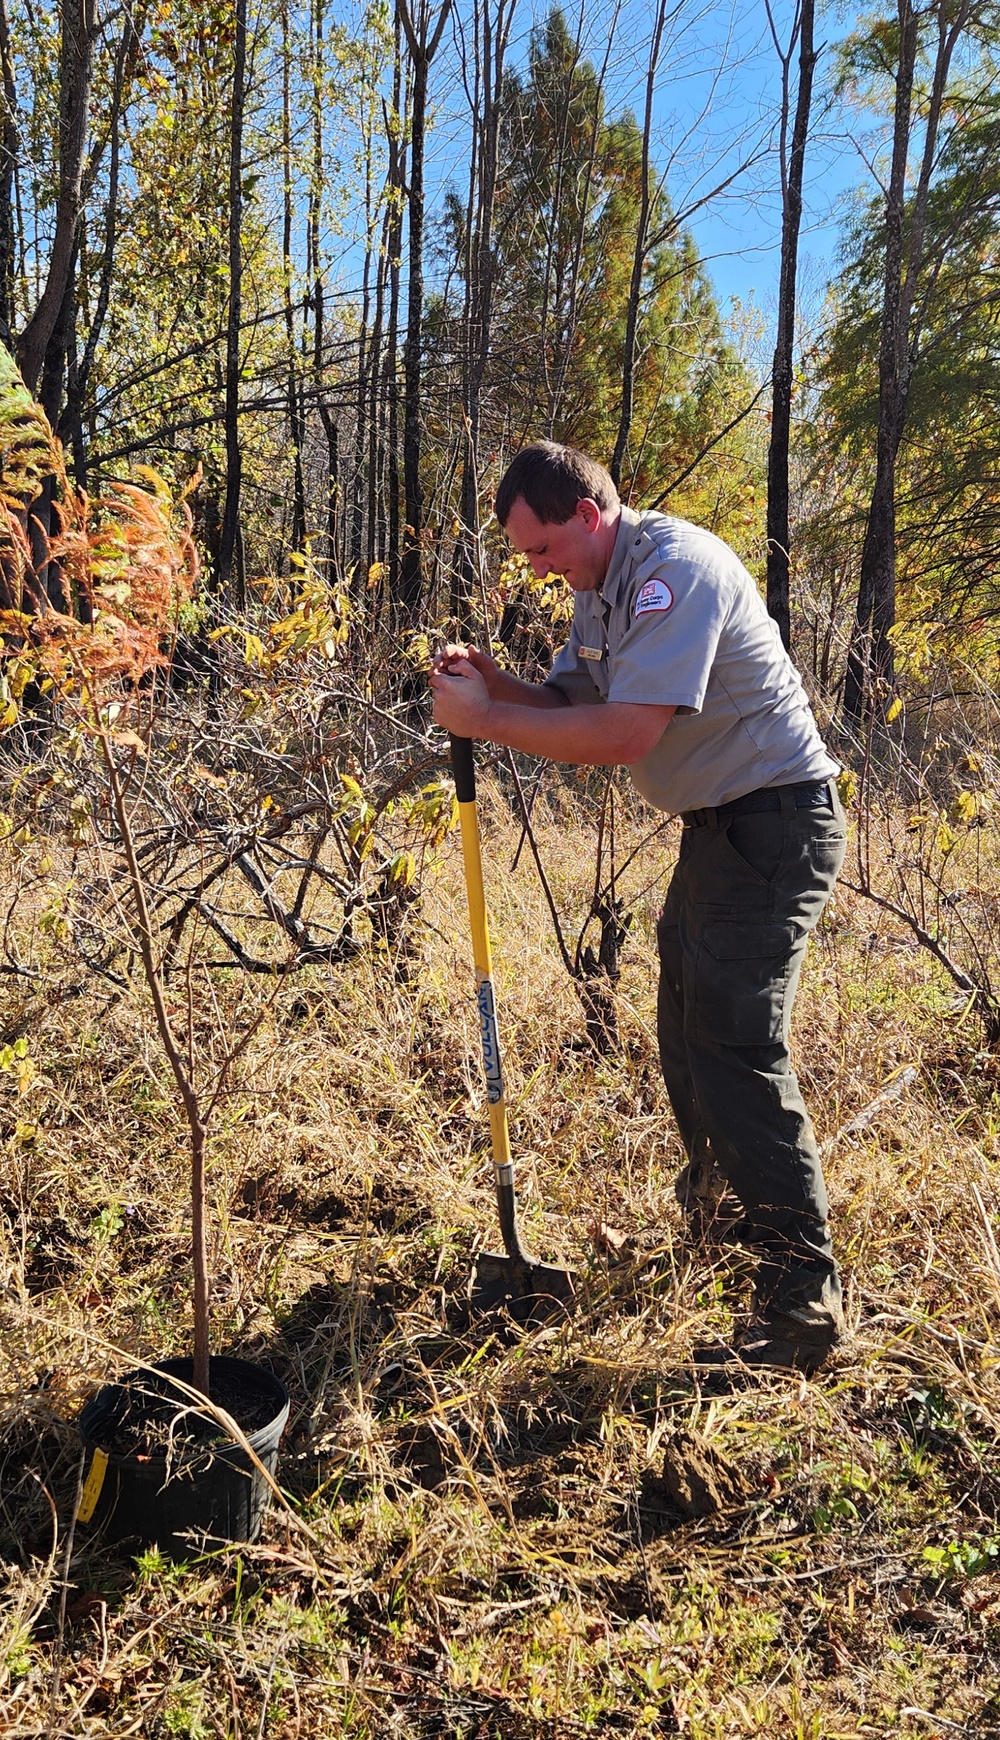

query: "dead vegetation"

left=2, top=739, right=1000, bottom=1738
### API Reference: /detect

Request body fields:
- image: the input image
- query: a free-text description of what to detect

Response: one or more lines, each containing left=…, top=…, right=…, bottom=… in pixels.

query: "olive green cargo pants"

left=656, top=785, right=846, bottom=1322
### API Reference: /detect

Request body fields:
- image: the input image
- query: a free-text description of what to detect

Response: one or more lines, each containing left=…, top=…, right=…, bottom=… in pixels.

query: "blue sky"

left=332, top=0, right=874, bottom=360
left=597, top=0, right=869, bottom=333
left=480, top=0, right=872, bottom=348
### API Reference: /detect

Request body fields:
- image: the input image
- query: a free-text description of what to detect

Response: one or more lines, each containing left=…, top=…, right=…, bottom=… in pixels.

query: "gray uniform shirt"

left=544, top=506, right=838, bottom=814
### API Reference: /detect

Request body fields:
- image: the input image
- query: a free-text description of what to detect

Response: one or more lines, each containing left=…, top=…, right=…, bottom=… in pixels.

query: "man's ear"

left=575, top=496, right=601, bottom=532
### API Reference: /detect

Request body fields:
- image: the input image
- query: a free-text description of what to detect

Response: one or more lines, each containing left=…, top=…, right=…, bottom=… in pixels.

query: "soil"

left=660, top=1427, right=747, bottom=1518
left=89, top=1364, right=282, bottom=1462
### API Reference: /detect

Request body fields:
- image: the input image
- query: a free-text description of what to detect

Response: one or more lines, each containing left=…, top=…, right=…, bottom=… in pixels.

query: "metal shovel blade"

left=472, top=1250, right=576, bottom=1324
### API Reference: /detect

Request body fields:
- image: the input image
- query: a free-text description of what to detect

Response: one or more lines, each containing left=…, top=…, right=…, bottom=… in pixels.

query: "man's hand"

left=430, top=642, right=501, bottom=694
left=429, top=657, right=494, bottom=739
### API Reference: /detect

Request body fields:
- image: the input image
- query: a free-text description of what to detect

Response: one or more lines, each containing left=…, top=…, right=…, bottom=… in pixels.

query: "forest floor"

left=2, top=783, right=1000, bottom=1739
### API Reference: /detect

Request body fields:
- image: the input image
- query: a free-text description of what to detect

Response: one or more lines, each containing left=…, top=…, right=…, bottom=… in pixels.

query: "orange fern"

left=0, top=342, right=199, bottom=709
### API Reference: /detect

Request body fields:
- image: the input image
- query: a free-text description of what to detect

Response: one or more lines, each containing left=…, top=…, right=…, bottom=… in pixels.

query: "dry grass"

left=2, top=768, right=1000, bottom=1739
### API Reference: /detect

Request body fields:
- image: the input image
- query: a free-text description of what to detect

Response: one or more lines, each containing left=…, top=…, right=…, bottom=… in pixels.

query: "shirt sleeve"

left=607, top=556, right=730, bottom=713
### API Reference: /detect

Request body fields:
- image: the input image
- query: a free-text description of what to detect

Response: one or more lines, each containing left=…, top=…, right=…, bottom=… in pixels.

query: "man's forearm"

left=476, top=699, right=671, bottom=765
left=486, top=669, right=569, bottom=709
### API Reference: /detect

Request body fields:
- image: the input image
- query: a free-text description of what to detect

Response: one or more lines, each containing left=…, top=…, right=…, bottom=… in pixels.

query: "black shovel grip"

left=450, top=734, right=476, bottom=804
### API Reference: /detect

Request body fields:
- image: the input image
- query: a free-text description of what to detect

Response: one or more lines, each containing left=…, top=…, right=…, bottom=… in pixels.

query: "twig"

left=840, top=876, right=1000, bottom=1036
left=900, top=1710, right=974, bottom=1736
left=819, top=1066, right=917, bottom=1156
left=500, top=747, right=576, bottom=978
left=256, top=1653, right=280, bottom=1740
left=44, top=1450, right=86, bottom=1740
left=652, top=379, right=771, bottom=504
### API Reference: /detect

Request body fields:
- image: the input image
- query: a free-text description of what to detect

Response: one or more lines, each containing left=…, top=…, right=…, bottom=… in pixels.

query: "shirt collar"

left=601, top=505, right=642, bottom=608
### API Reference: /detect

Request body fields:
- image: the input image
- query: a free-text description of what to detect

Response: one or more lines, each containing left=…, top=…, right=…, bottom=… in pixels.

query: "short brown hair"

left=495, top=441, right=619, bottom=527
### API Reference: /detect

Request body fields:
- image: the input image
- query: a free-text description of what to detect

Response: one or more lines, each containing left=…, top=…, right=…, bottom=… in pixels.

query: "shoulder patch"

left=634, top=577, right=674, bottom=618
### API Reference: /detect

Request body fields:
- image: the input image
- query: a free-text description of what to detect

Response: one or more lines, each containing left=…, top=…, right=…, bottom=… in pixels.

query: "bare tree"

left=396, top=0, right=454, bottom=630
left=282, top=0, right=307, bottom=555
left=0, top=0, right=19, bottom=350
left=609, top=0, right=668, bottom=490
left=765, top=0, right=817, bottom=652
left=452, top=0, right=517, bottom=629
left=216, top=0, right=248, bottom=603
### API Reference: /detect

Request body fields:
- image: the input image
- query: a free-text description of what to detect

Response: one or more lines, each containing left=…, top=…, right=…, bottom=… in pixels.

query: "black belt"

left=681, top=780, right=834, bottom=828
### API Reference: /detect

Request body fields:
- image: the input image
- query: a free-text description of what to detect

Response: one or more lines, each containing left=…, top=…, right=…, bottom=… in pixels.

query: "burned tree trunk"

left=216, top=0, right=247, bottom=604
left=396, top=0, right=453, bottom=631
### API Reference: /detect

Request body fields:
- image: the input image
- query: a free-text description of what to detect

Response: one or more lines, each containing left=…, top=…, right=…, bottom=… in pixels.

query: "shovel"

left=450, top=734, right=575, bottom=1322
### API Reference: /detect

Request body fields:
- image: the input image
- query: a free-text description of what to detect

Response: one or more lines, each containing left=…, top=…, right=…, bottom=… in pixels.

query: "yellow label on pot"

left=78, top=1448, right=108, bottom=1522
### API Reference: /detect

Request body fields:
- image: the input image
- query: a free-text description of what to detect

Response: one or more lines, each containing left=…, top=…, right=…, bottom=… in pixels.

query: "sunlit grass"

left=2, top=784, right=1000, bottom=1736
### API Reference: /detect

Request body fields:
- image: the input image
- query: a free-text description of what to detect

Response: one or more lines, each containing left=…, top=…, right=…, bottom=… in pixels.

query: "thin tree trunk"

left=765, top=0, right=817, bottom=652
left=610, top=0, right=666, bottom=491
left=399, top=40, right=427, bottom=626
left=309, top=0, right=342, bottom=582
left=59, top=12, right=138, bottom=486
left=453, top=0, right=514, bottom=629
left=216, top=0, right=247, bottom=603
left=18, top=0, right=96, bottom=395
left=104, top=740, right=211, bottom=1393
left=396, top=0, right=453, bottom=631
left=282, top=0, right=306, bottom=553
left=843, top=0, right=969, bottom=724
left=384, top=22, right=405, bottom=614
left=0, top=0, right=19, bottom=350
left=39, top=240, right=76, bottom=427
left=366, top=205, right=390, bottom=574
left=352, top=116, right=374, bottom=579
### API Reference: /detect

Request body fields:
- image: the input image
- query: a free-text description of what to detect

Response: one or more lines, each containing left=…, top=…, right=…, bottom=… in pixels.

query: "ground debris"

left=659, top=1428, right=747, bottom=1518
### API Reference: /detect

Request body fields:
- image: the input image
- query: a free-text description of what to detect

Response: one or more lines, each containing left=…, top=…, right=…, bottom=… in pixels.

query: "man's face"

left=503, top=496, right=607, bottom=591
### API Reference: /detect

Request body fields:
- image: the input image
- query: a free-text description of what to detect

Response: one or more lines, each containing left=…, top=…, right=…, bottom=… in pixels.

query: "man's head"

left=495, top=441, right=621, bottom=592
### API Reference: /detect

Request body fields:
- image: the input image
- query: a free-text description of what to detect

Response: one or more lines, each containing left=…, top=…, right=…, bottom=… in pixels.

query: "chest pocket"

left=580, top=598, right=612, bottom=699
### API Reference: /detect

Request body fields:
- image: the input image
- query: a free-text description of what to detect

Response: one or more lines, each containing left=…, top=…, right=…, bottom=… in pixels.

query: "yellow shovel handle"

left=450, top=736, right=512, bottom=1178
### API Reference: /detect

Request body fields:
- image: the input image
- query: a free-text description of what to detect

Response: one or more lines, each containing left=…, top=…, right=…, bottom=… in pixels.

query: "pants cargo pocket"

left=693, top=920, right=800, bottom=1046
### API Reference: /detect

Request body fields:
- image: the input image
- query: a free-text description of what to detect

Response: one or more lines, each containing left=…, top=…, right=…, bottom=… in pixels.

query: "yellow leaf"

left=885, top=697, right=902, bottom=723
left=953, top=790, right=979, bottom=824
left=389, top=850, right=416, bottom=887
left=836, top=769, right=857, bottom=808
left=937, top=821, right=958, bottom=857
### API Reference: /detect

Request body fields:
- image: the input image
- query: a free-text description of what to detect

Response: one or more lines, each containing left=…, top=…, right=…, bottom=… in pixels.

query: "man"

left=430, top=441, right=846, bottom=1374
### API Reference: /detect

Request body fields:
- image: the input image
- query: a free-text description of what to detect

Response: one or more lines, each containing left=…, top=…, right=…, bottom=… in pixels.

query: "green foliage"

left=923, top=1536, right=1000, bottom=1579
left=806, top=47, right=1000, bottom=659
left=0, top=1035, right=35, bottom=1092
left=0, top=344, right=59, bottom=513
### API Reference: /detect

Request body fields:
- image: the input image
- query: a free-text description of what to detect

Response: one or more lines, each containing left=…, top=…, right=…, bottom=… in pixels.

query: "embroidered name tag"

left=579, top=646, right=604, bottom=661
left=634, top=578, right=673, bottom=617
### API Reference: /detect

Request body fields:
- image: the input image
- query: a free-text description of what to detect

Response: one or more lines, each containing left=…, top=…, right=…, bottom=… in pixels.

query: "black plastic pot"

left=78, top=1356, right=290, bottom=1557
